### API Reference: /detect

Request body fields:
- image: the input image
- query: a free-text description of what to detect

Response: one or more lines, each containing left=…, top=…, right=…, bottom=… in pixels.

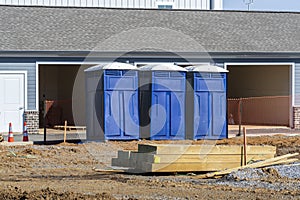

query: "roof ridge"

left=0, top=4, right=300, bottom=14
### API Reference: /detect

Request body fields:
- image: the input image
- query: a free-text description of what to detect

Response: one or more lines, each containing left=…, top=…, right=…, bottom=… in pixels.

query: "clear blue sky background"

left=224, top=0, right=300, bottom=12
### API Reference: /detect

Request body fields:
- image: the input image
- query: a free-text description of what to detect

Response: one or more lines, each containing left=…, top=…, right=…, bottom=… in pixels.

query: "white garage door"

left=0, top=73, right=25, bottom=133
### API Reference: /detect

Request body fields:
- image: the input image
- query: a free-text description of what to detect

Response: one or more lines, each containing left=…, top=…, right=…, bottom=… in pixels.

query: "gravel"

left=224, top=168, right=268, bottom=181
left=222, top=163, right=300, bottom=181
left=215, top=179, right=300, bottom=192
left=211, top=163, right=300, bottom=192
left=268, top=163, right=300, bottom=179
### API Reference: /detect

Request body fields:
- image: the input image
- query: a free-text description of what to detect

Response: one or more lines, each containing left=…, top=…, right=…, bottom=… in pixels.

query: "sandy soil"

left=0, top=135, right=299, bottom=199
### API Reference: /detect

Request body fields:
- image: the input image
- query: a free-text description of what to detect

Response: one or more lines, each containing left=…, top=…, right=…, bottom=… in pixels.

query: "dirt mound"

left=0, top=186, right=115, bottom=200
left=215, top=135, right=300, bottom=159
left=57, top=142, right=79, bottom=146
left=215, top=135, right=300, bottom=147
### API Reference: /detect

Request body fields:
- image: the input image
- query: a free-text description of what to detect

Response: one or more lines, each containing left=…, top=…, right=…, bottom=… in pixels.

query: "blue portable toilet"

left=185, top=65, right=228, bottom=140
left=139, top=64, right=187, bottom=140
left=85, top=62, right=139, bottom=141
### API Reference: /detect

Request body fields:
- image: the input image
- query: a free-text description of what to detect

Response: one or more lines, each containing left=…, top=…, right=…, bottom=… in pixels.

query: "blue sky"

left=224, top=0, right=300, bottom=12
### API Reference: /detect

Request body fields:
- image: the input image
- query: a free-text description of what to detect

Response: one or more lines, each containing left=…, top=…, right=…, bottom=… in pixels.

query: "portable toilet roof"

left=185, top=65, right=228, bottom=73
left=85, top=62, right=138, bottom=72
left=139, top=63, right=187, bottom=71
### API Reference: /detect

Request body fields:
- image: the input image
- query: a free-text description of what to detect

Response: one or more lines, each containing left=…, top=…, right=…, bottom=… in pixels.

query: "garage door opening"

left=39, top=64, right=83, bottom=128
left=227, top=64, right=292, bottom=127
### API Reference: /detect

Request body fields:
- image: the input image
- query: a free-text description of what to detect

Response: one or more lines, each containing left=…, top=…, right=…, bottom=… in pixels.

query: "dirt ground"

left=0, top=135, right=299, bottom=199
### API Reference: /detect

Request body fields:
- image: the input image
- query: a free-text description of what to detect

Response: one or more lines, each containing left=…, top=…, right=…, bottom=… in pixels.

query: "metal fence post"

left=43, top=95, right=47, bottom=144
left=238, top=98, right=243, bottom=136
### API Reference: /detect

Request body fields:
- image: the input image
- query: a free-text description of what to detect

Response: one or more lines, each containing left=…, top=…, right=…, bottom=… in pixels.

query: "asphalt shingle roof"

left=1, top=5, right=300, bottom=53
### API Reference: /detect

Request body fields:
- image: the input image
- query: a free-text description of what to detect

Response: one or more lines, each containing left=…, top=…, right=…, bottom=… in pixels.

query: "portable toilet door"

left=186, top=65, right=228, bottom=140
left=85, top=64, right=106, bottom=141
left=139, top=64, right=187, bottom=140
left=85, top=62, right=139, bottom=141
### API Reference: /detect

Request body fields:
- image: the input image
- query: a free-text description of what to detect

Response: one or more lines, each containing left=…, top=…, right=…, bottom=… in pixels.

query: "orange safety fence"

left=228, top=96, right=290, bottom=126
left=42, top=100, right=74, bottom=127
left=40, top=97, right=290, bottom=127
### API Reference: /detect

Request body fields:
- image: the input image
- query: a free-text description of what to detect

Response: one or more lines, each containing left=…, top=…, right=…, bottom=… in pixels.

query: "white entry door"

left=0, top=73, right=25, bottom=133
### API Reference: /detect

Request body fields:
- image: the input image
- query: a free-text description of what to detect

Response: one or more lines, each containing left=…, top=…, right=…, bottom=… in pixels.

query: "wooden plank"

left=111, top=157, right=131, bottom=167
left=135, top=153, right=274, bottom=164
left=195, top=158, right=299, bottom=179
left=129, top=152, right=138, bottom=168
left=145, top=158, right=298, bottom=174
left=0, top=141, right=33, bottom=146
left=63, top=120, right=67, bottom=143
left=138, top=144, right=276, bottom=155
left=111, top=158, right=121, bottom=166
left=53, top=125, right=86, bottom=130
left=112, top=151, right=139, bottom=168
left=117, top=150, right=132, bottom=159
left=141, top=162, right=242, bottom=172
left=243, top=127, right=247, bottom=166
left=111, top=151, right=131, bottom=167
left=260, top=158, right=298, bottom=167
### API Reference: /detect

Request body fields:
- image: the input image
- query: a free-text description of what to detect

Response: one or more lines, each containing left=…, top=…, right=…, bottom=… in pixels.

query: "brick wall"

left=293, top=107, right=300, bottom=129
left=24, top=111, right=39, bottom=134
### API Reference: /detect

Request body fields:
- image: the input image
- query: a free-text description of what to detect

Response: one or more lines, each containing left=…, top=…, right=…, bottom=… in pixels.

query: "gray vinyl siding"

left=294, top=63, right=300, bottom=106
left=0, top=63, right=36, bottom=110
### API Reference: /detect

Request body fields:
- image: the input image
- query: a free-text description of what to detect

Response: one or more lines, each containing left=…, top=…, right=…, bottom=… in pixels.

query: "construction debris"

left=112, top=144, right=277, bottom=173
left=7, top=150, right=17, bottom=157
left=6, top=150, right=37, bottom=159
left=0, top=141, right=34, bottom=146
left=195, top=153, right=299, bottom=179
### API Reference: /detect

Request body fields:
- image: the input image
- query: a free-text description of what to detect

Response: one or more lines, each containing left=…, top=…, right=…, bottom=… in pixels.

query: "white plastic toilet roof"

left=85, top=62, right=137, bottom=72
left=139, top=64, right=187, bottom=72
left=185, top=65, right=228, bottom=73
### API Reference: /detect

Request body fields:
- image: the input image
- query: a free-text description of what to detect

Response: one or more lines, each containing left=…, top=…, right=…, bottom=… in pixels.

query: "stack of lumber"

left=111, top=144, right=276, bottom=173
